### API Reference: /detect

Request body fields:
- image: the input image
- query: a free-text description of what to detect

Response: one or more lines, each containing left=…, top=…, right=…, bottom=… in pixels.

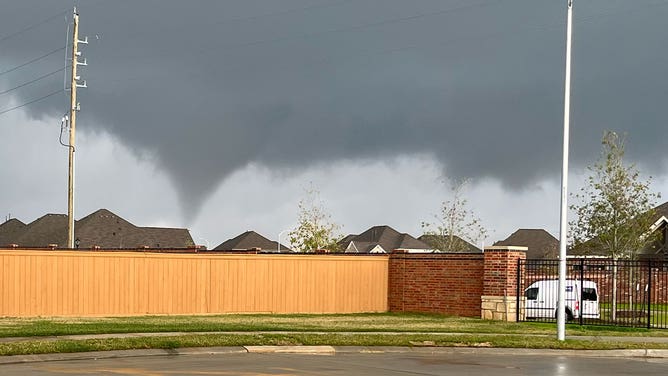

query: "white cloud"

left=189, top=155, right=448, bottom=247
left=75, top=127, right=181, bottom=227
left=189, top=155, right=578, bottom=249
left=0, top=106, right=181, bottom=228
left=3, top=106, right=665, bottom=251
left=0, top=106, right=68, bottom=220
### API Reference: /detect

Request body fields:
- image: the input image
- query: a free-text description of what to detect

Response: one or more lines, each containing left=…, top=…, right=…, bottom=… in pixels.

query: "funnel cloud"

left=1, top=0, right=667, bottom=223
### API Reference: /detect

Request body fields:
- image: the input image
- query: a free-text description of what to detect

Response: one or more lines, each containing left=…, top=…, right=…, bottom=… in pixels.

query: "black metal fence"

left=517, top=259, right=668, bottom=328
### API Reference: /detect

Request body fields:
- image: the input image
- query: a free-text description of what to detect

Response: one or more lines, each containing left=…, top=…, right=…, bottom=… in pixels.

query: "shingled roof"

left=655, top=201, right=668, bottom=219
left=339, top=225, right=432, bottom=253
left=418, top=234, right=482, bottom=253
left=0, top=209, right=194, bottom=249
left=494, top=229, right=558, bottom=259
left=567, top=201, right=668, bottom=259
left=213, top=230, right=291, bottom=252
left=0, top=218, right=27, bottom=246
left=13, top=214, right=68, bottom=247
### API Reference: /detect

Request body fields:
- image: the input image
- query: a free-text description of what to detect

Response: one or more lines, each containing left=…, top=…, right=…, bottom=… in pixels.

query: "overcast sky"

left=1, top=0, right=667, bottom=248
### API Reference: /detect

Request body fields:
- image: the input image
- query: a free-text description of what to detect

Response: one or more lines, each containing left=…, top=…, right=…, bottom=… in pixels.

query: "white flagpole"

left=558, top=0, right=574, bottom=341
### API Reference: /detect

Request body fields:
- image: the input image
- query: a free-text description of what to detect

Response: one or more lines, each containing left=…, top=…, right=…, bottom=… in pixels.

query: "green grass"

left=595, top=304, right=668, bottom=326
left=0, top=332, right=666, bottom=356
left=0, top=312, right=666, bottom=339
left=600, top=303, right=668, bottom=310
left=0, top=313, right=667, bottom=355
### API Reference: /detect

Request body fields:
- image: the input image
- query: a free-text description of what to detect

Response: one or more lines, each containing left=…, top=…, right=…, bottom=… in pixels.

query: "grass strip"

left=1, top=333, right=667, bottom=356
left=1, top=313, right=666, bottom=339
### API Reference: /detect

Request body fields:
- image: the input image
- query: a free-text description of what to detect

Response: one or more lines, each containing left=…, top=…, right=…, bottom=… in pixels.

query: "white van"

left=524, top=279, right=600, bottom=321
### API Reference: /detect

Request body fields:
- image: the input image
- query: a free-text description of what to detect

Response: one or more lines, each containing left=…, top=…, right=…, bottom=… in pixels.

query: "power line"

left=103, top=0, right=668, bottom=90
left=0, top=9, right=68, bottom=44
left=0, top=66, right=66, bottom=96
left=220, top=0, right=668, bottom=52
left=213, top=0, right=668, bottom=76
left=0, top=89, right=63, bottom=116
left=221, top=0, right=355, bottom=23
left=209, top=0, right=501, bottom=52
left=0, top=46, right=66, bottom=76
left=116, top=0, right=357, bottom=47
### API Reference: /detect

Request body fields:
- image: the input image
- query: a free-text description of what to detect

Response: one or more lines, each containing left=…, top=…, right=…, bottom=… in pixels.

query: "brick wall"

left=481, top=247, right=527, bottom=321
left=483, top=248, right=526, bottom=297
left=388, top=248, right=527, bottom=320
left=388, top=252, right=485, bottom=317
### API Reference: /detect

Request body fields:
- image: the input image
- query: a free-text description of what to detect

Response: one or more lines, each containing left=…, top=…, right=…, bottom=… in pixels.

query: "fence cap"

left=484, top=246, right=528, bottom=252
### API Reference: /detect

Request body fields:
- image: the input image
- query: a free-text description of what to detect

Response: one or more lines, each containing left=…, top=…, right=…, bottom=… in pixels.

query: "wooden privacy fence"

left=0, top=250, right=388, bottom=317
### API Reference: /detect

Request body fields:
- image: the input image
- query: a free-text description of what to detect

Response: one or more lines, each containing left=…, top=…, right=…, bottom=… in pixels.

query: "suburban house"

left=0, top=218, right=27, bottom=247
left=650, top=201, right=668, bottom=260
left=494, top=229, right=559, bottom=259
left=213, top=230, right=292, bottom=252
left=569, top=201, right=668, bottom=261
left=0, top=209, right=195, bottom=249
left=339, top=225, right=433, bottom=253
left=418, top=234, right=481, bottom=253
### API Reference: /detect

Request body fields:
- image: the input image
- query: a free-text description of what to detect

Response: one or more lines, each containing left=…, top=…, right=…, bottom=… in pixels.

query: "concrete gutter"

left=245, top=345, right=336, bottom=354
left=0, top=346, right=666, bottom=365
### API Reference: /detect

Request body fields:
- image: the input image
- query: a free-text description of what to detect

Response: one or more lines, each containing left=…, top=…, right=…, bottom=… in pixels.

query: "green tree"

left=570, top=131, right=660, bottom=259
left=421, top=179, right=488, bottom=252
left=288, top=185, right=342, bottom=252
left=570, top=131, right=660, bottom=319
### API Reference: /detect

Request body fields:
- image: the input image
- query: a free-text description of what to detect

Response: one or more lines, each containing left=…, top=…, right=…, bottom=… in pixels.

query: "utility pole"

left=67, top=7, right=87, bottom=249
left=557, top=0, right=574, bottom=341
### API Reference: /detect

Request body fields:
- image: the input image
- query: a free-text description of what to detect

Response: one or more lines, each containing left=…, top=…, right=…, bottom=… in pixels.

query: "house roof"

left=494, top=229, right=558, bottom=259
left=0, top=218, right=27, bottom=246
left=0, top=209, right=194, bottom=249
left=73, top=209, right=194, bottom=248
left=338, top=234, right=356, bottom=246
left=418, top=234, right=482, bottom=253
left=137, top=227, right=195, bottom=248
left=655, top=201, right=668, bottom=219
left=213, top=231, right=291, bottom=252
left=339, top=225, right=431, bottom=253
left=345, top=241, right=378, bottom=253
left=13, top=214, right=68, bottom=247
left=569, top=201, right=668, bottom=258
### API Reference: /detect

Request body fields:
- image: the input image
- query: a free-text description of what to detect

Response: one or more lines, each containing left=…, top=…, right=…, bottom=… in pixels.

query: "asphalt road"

left=1, top=352, right=667, bottom=376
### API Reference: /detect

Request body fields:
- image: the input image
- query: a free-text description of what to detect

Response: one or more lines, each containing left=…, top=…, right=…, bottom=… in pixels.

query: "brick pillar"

left=481, top=246, right=527, bottom=321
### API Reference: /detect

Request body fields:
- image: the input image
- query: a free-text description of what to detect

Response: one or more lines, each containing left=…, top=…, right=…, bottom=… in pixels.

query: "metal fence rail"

left=517, top=259, right=668, bottom=329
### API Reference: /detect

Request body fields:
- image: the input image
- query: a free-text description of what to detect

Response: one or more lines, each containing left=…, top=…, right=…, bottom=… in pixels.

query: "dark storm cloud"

left=1, top=0, right=667, bottom=221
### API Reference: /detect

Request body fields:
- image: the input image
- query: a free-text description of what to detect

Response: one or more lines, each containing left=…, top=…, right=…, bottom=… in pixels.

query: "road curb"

left=245, top=345, right=336, bottom=354
left=332, top=346, right=668, bottom=358
left=0, top=349, right=169, bottom=365
left=0, top=346, right=667, bottom=365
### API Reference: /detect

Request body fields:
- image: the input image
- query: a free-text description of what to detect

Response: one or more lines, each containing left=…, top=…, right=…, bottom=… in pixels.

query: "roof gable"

left=344, top=241, right=360, bottom=253
left=1, top=209, right=194, bottom=249
left=0, top=218, right=27, bottom=246
left=494, top=229, right=558, bottom=259
left=418, top=234, right=481, bottom=253
left=655, top=201, right=668, bottom=219
left=14, top=214, right=68, bottom=247
left=339, top=225, right=430, bottom=253
left=75, top=209, right=138, bottom=248
left=367, top=244, right=387, bottom=253
left=214, top=231, right=290, bottom=251
left=569, top=202, right=668, bottom=258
